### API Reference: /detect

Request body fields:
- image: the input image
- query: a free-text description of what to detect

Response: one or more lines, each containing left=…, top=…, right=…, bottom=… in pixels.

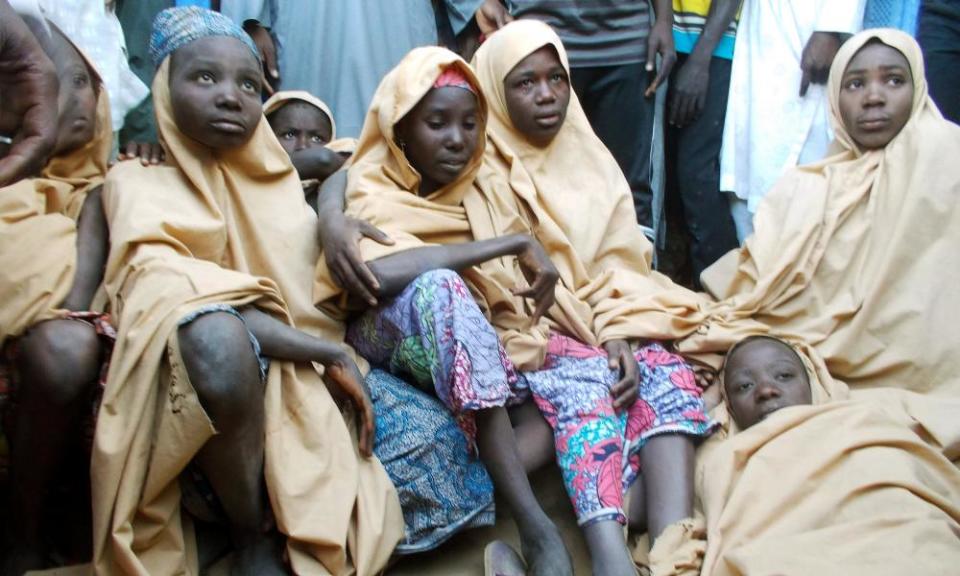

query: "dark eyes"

left=72, top=73, right=89, bottom=88
left=311, top=135, right=325, bottom=143
left=550, top=72, right=566, bottom=83
left=736, top=381, right=753, bottom=392
left=281, top=131, right=295, bottom=139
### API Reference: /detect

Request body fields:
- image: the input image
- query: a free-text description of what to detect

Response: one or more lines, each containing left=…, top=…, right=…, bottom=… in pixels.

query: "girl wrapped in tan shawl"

left=313, top=45, right=713, bottom=576
left=92, top=7, right=401, bottom=575
left=687, top=336, right=960, bottom=576
left=0, top=26, right=116, bottom=574
left=691, top=29, right=960, bottom=397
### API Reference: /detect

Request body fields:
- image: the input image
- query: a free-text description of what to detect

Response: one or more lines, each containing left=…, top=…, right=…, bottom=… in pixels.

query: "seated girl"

left=470, top=20, right=718, bottom=566
left=263, top=90, right=355, bottom=209
left=0, top=24, right=113, bottom=575
left=693, top=29, right=960, bottom=399
left=93, top=8, right=403, bottom=575
left=314, top=45, right=712, bottom=576
left=687, top=334, right=960, bottom=575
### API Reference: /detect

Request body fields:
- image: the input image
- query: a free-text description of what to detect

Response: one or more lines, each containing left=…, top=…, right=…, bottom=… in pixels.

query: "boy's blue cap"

left=149, top=6, right=260, bottom=68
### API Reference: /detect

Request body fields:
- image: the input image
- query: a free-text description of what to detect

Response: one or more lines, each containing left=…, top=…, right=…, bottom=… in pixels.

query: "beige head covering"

left=93, top=56, right=402, bottom=575
left=0, top=38, right=112, bottom=341
left=472, top=20, right=710, bottom=346
left=263, top=89, right=357, bottom=154
left=695, top=29, right=960, bottom=396
left=313, top=46, right=606, bottom=370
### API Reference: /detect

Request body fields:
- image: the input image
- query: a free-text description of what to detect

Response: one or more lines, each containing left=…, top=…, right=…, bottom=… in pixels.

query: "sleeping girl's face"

left=268, top=102, right=333, bottom=155
left=724, top=337, right=812, bottom=430
left=169, top=36, right=263, bottom=150
left=838, top=41, right=914, bottom=150
left=50, top=32, right=97, bottom=156
left=396, top=86, right=479, bottom=196
left=502, top=45, right=570, bottom=147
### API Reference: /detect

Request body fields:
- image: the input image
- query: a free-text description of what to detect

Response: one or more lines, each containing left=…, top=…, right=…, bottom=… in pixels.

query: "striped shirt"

left=506, top=1, right=652, bottom=68
left=672, top=0, right=738, bottom=59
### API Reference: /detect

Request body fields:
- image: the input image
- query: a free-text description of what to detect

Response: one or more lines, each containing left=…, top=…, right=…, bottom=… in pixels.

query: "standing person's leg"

left=177, top=310, right=282, bottom=576
left=2, top=318, right=102, bottom=576
left=918, top=0, right=960, bottom=124
left=347, top=269, right=572, bottom=576
left=669, top=55, right=739, bottom=286
left=572, top=63, right=656, bottom=228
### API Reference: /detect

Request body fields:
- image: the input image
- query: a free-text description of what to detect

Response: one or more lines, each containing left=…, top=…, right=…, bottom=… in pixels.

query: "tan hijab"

left=93, top=56, right=402, bottom=576
left=0, top=42, right=112, bottom=342
left=694, top=29, right=960, bottom=396
left=472, top=20, right=710, bottom=346
left=313, top=46, right=615, bottom=370
left=263, top=90, right=357, bottom=155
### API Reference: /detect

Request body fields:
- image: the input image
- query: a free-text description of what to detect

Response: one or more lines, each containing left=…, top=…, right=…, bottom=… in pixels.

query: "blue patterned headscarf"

left=149, top=6, right=259, bottom=68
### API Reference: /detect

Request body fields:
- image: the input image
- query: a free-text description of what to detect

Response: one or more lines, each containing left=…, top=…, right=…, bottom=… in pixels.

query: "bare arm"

left=368, top=233, right=559, bottom=323
left=239, top=306, right=375, bottom=456
left=669, top=0, right=741, bottom=127
left=62, top=187, right=108, bottom=311
left=290, top=146, right=346, bottom=182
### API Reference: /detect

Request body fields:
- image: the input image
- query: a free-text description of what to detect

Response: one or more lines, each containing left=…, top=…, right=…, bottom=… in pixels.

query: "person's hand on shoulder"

left=115, top=141, right=166, bottom=166
left=0, top=0, right=58, bottom=186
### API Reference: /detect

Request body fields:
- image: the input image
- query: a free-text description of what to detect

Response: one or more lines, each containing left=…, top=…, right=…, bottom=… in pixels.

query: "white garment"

left=719, top=0, right=865, bottom=220
left=39, top=0, right=149, bottom=133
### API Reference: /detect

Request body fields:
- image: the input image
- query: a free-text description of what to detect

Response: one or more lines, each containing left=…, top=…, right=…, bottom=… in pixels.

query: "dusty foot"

left=518, top=519, right=573, bottom=576
left=230, top=535, right=288, bottom=576
left=0, top=544, right=46, bottom=576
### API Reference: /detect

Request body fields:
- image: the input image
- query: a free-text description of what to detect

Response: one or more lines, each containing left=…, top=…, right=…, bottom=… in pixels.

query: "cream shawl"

left=92, top=59, right=402, bottom=576
left=693, top=344, right=960, bottom=575
left=472, top=20, right=710, bottom=346
left=694, top=29, right=960, bottom=396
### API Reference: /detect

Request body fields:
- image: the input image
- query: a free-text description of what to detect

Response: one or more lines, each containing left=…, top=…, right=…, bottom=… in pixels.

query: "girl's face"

left=268, top=102, right=333, bottom=155
left=51, top=37, right=98, bottom=156
left=396, top=86, right=480, bottom=196
left=724, top=338, right=812, bottom=430
left=502, top=45, right=570, bottom=147
left=838, top=42, right=914, bottom=150
left=168, top=36, right=263, bottom=150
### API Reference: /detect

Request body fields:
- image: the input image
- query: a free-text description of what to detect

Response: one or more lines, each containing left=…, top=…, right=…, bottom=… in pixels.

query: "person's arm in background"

left=800, top=0, right=866, bottom=95
left=669, top=0, right=741, bottom=127
left=645, top=0, right=677, bottom=97
left=441, top=0, right=509, bottom=59
left=0, top=0, right=58, bottom=185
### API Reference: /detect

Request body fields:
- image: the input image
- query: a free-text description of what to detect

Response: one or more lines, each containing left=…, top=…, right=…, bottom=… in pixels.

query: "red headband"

left=433, top=67, right=476, bottom=94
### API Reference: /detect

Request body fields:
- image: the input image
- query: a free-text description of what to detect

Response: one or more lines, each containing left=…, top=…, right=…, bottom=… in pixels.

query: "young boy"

left=92, top=8, right=401, bottom=575
left=722, top=335, right=813, bottom=430
left=0, top=24, right=113, bottom=576
left=264, top=91, right=353, bottom=210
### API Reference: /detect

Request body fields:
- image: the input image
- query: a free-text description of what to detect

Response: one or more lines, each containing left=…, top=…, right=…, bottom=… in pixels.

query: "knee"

left=18, top=319, right=101, bottom=406
left=413, top=268, right=464, bottom=292
left=177, top=312, right=260, bottom=417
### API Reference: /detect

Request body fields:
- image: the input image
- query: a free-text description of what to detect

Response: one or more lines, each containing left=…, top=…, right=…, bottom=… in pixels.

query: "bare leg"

left=2, top=319, right=100, bottom=576
left=508, top=400, right=555, bottom=474
left=583, top=520, right=636, bottom=576
left=626, top=474, right=646, bottom=533
left=641, top=434, right=695, bottom=543
left=178, top=312, right=285, bottom=576
left=475, top=407, right=572, bottom=576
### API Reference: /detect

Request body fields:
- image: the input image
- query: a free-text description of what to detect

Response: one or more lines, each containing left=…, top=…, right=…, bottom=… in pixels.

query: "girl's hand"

left=321, top=353, right=375, bottom=458
left=604, top=339, right=640, bottom=410
left=321, top=214, right=394, bottom=307
left=513, top=236, right=559, bottom=324
left=116, top=141, right=166, bottom=166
